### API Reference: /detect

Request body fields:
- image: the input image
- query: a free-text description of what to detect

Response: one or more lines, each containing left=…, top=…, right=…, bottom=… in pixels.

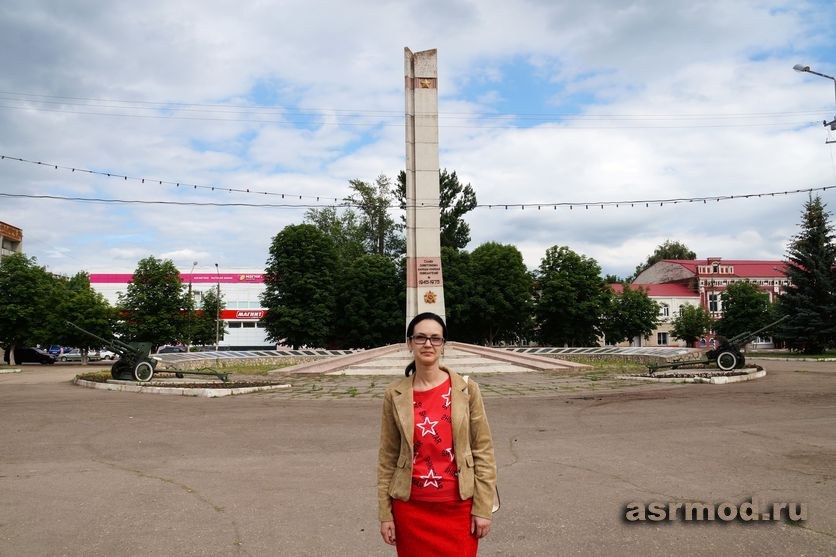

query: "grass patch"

left=557, top=358, right=648, bottom=376
left=77, top=370, right=112, bottom=382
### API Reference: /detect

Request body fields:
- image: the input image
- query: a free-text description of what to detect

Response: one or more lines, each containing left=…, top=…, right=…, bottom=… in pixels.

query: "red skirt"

left=391, top=498, right=478, bottom=556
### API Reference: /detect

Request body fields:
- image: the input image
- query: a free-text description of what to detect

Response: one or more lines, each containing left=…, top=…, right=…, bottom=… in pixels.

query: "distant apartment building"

left=0, top=221, right=23, bottom=261
left=616, top=258, right=789, bottom=347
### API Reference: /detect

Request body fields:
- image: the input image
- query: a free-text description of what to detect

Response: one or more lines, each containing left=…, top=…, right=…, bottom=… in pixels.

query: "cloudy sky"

left=2, top=0, right=835, bottom=280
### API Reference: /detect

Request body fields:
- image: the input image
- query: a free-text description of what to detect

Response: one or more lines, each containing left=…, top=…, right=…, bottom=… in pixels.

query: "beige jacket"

left=377, top=367, right=497, bottom=521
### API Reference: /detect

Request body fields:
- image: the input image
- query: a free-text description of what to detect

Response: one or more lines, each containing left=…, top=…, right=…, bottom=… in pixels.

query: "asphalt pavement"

left=0, top=360, right=833, bottom=556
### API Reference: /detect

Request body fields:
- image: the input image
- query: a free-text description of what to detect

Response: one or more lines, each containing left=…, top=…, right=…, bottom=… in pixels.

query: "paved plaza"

left=1, top=359, right=834, bottom=556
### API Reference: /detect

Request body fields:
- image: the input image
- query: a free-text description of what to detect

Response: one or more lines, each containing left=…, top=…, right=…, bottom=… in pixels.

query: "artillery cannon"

left=648, top=315, right=789, bottom=374
left=66, top=321, right=158, bottom=381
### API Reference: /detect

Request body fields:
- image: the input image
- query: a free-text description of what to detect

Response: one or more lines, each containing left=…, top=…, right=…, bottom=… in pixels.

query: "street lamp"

left=214, top=263, right=221, bottom=351
left=186, top=260, right=197, bottom=350
left=793, top=63, right=836, bottom=136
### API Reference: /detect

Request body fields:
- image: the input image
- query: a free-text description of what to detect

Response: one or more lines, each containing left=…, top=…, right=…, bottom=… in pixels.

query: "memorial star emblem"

left=420, top=468, right=443, bottom=488
left=416, top=416, right=438, bottom=436
left=424, top=291, right=437, bottom=304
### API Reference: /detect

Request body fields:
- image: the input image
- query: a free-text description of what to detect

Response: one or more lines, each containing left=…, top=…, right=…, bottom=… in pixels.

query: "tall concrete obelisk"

left=404, top=47, right=445, bottom=326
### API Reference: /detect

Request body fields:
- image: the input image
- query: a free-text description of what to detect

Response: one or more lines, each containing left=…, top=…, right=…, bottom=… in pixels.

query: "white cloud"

left=0, top=0, right=834, bottom=283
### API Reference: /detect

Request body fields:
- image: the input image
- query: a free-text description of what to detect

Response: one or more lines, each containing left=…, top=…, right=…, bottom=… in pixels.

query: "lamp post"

left=214, top=263, right=221, bottom=351
left=793, top=63, right=836, bottom=139
left=187, top=260, right=197, bottom=350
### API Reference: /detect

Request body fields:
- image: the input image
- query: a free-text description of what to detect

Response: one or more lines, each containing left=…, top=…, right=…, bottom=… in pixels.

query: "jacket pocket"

left=390, top=453, right=411, bottom=497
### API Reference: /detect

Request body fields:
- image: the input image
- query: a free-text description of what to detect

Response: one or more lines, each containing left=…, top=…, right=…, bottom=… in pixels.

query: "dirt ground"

left=0, top=359, right=833, bottom=556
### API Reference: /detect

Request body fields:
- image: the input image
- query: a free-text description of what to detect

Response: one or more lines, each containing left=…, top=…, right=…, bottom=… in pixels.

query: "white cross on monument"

left=404, top=47, right=445, bottom=326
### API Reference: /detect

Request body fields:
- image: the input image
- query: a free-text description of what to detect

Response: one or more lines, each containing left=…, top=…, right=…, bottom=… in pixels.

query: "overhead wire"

left=0, top=90, right=829, bottom=129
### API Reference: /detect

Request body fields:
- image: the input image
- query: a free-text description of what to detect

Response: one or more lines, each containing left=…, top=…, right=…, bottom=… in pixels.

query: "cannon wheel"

left=716, top=351, right=738, bottom=371
left=133, top=360, right=154, bottom=382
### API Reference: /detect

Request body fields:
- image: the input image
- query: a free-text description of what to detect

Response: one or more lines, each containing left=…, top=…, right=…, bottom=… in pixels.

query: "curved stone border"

left=73, top=376, right=291, bottom=397
left=617, top=368, right=766, bottom=384
left=0, top=368, right=22, bottom=374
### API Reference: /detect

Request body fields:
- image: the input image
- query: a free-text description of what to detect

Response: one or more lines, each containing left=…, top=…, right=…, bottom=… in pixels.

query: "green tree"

left=117, top=257, right=189, bottom=348
left=261, top=224, right=337, bottom=348
left=715, top=282, right=771, bottom=340
left=396, top=169, right=478, bottom=251
left=191, top=288, right=227, bottom=348
left=335, top=254, right=402, bottom=348
left=0, top=253, right=56, bottom=364
left=534, top=246, right=609, bottom=346
left=53, top=272, right=114, bottom=363
left=440, top=247, right=475, bottom=341
left=671, top=305, right=713, bottom=347
left=468, top=242, right=533, bottom=345
left=776, top=196, right=836, bottom=353
left=632, top=240, right=697, bottom=281
left=601, top=285, right=660, bottom=345
left=346, top=176, right=400, bottom=257
left=304, top=206, right=366, bottom=266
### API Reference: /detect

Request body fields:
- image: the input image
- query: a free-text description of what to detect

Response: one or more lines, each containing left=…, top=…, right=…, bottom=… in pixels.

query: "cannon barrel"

left=65, top=321, right=136, bottom=357
left=725, top=315, right=789, bottom=348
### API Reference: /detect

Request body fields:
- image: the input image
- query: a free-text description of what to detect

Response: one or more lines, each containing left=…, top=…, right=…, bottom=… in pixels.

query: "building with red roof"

left=614, top=257, right=788, bottom=347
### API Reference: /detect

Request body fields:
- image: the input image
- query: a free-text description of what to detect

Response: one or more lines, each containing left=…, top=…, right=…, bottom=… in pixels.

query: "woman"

left=377, top=312, right=496, bottom=555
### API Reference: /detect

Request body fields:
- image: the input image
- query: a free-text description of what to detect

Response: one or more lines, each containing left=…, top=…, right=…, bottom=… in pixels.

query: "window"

left=709, top=293, right=721, bottom=312
left=228, top=322, right=242, bottom=328
left=659, top=303, right=670, bottom=318
left=243, top=322, right=256, bottom=328
left=657, top=332, right=669, bottom=345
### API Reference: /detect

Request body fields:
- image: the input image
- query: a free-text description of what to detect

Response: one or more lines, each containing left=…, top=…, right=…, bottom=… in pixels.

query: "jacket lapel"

left=392, top=376, right=414, bottom=446
left=447, top=369, right=469, bottom=445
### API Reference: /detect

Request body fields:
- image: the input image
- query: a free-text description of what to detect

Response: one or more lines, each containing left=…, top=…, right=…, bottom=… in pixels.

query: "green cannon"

left=705, top=315, right=789, bottom=371
left=648, top=315, right=789, bottom=374
left=65, top=321, right=158, bottom=381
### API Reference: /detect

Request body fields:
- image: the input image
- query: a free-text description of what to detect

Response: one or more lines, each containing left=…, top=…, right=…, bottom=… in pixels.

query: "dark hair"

left=404, top=312, right=448, bottom=376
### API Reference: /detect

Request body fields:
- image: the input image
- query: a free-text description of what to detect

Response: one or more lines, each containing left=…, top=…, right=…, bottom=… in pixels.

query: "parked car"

left=46, top=345, right=72, bottom=356
left=97, top=349, right=119, bottom=360
left=4, top=347, right=56, bottom=365
left=157, top=345, right=187, bottom=354
left=58, top=349, right=102, bottom=362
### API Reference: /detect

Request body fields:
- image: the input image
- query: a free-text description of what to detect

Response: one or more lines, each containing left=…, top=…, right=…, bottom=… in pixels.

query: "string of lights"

left=3, top=154, right=833, bottom=211
left=1, top=154, right=341, bottom=202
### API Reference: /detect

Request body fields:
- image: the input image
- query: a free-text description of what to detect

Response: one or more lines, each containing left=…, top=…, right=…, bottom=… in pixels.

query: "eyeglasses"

left=409, top=334, right=445, bottom=346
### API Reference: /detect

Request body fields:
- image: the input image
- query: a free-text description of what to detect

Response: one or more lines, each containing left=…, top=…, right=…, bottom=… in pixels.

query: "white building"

left=0, top=220, right=23, bottom=261
left=89, top=271, right=272, bottom=349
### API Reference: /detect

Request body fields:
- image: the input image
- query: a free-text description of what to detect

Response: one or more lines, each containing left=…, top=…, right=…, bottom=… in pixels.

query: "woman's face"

left=408, top=318, right=445, bottom=367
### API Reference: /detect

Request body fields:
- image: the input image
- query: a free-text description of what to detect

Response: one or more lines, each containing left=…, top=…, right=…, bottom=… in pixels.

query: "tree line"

left=1, top=174, right=833, bottom=359
left=0, top=255, right=225, bottom=364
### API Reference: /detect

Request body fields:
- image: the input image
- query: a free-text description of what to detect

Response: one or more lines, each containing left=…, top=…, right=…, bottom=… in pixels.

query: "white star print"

left=441, top=388, right=451, bottom=408
left=420, top=468, right=443, bottom=488
left=416, top=416, right=438, bottom=437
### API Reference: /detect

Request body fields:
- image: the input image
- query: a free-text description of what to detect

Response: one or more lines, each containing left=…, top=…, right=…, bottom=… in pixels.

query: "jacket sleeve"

left=467, top=380, right=497, bottom=519
left=377, top=387, right=400, bottom=522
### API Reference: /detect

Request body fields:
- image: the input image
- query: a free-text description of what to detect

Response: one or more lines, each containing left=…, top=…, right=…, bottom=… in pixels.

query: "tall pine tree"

left=777, top=196, right=836, bottom=353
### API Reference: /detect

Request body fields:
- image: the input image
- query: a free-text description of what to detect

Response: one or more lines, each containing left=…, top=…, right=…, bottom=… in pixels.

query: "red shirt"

left=410, top=377, right=459, bottom=502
